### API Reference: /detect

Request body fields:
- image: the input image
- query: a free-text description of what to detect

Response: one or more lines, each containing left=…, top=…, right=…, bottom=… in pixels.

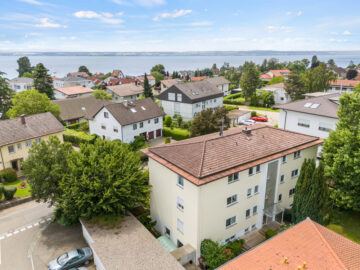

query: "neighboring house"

left=157, top=81, right=224, bottom=121
left=54, top=86, right=94, bottom=100
left=53, top=95, right=112, bottom=125
left=89, top=98, right=164, bottom=143
left=106, top=83, right=143, bottom=103
left=8, top=77, right=33, bottom=93
left=275, top=93, right=340, bottom=139
left=205, top=76, right=230, bottom=96
left=141, top=125, right=322, bottom=260
left=261, top=70, right=290, bottom=81
left=111, top=69, right=125, bottom=78
left=179, top=70, right=195, bottom=78
left=328, top=79, right=360, bottom=92
left=261, top=83, right=291, bottom=104
left=161, top=79, right=181, bottom=93
left=331, top=66, right=347, bottom=78
left=260, top=73, right=272, bottom=82
left=53, top=76, right=92, bottom=88
left=220, top=217, right=360, bottom=270
left=190, top=76, right=208, bottom=82
left=0, top=113, right=65, bottom=174
left=137, top=75, right=156, bottom=86
left=67, top=72, right=89, bottom=78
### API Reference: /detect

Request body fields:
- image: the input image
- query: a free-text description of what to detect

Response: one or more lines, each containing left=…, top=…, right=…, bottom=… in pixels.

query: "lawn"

left=327, top=209, right=360, bottom=244
left=3, top=179, right=31, bottom=198
left=163, top=127, right=190, bottom=140
left=245, top=106, right=280, bottom=112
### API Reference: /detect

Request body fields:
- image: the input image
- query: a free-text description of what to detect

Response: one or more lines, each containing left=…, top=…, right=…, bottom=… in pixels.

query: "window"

left=251, top=224, right=256, bottom=230
left=245, top=209, right=250, bottom=218
left=245, top=227, right=249, bottom=233
left=177, top=218, right=184, bottom=234
left=298, top=118, right=310, bottom=128
left=177, top=196, right=184, bottom=211
left=8, top=145, right=15, bottom=154
left=168, top=93, right=175, bottom=101
left=247, top=188, right=252, bottom=197
left=196, top=103, right=200, bottom=108
left=104, top=112, right=109, bottom=118
left=177, top=175, right=184, bottom=187
left=280, top=174, right=285, bottom=183
left=165, top=227, right=170, bottom=237
left=35, top=138, right=41, bottom=144
left=177, top=93, right=182, bottom=102
left=225, top=235, right=235, bottom=243
left=133, top=123, right=137, bottom=130
left=253, top=206, right=258, bottom=215
left=17, top=143, right=22, bottom=150
left=294, top=151, right=301, bottom=159
left=291, top=169, right=299, bottom=178
left=101, top=124, right=106, bottom=130
left=278, top=194, right=282, bottom=201
left=254, top=185, right=259, bottom=194
left=226, top=216, right=236, bottom=228
left=148, top=120, right=151, bottom=124
left=228, top=172, right=239, bottom=184
left=177, top=240, right=183, bottom=248
left=140, top=122, right=144, bottom=128
left=256, top=165, right=261, bottom=173
left=282, top=155, right=287, bottom=163
left=26, top=141, right=32, bottom=147
left=319, top=122, right=332, bottom=132
left=227, top=195, right=238, bottom=206
left=113, top=127, right=118, bottom=133
left=154, top=118, right=159, bottom=124
left=249, top=167, right=254, bottom=176
left=289, top=188, right=295, bottom=196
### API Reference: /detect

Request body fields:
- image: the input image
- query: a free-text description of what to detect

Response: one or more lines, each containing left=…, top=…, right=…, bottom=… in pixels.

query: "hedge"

left=0, top=168, right=18, bottom=183
left=4, top=186, right=17, bottom=200
left=226, top=239, right=244, bottom=257
left=66, top=122, right=89, bottom=132
left=63, top=129, right=97, bottom=145
left=265, top=229, right=277, bottom=239
left=223, top=97, right=245, bottom=105
left=0, top=183, right=3, bottom=198
left=163, top=127, right=190, bottom=141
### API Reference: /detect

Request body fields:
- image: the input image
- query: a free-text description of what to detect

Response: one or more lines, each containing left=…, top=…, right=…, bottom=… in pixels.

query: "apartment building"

left=8, top=77, right=33, bottom=93
left=141, top=125, right=322, bottom=259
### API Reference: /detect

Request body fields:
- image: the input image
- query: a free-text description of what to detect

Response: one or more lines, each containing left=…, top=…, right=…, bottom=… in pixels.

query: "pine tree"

left=240, top=62, right=261, bottom=100
left=143, top=73, right=153, bottom=99
left=0, top=72, right=14, bottom=119
left=17, top=56, right=33, bottom=77
left=33, top=63, right=54, bottom=99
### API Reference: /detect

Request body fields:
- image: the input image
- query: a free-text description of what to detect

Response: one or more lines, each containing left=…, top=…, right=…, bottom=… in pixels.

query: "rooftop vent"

left=304, top=102, right=312, bottom=108
left=20, top=114, right=26, bottom=125
left=130, top=108, right=137, bottom=113
left=81, top=107, right=86, bottom=111
left=141, top=106, right=146, bottom=111
left=242, top=126, right=251, bottom=135
left=310, top=103, right=320, bottom=109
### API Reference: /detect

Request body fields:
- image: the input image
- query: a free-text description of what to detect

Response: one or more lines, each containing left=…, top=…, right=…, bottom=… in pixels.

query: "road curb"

left=0, top=197, right=34, bottom=211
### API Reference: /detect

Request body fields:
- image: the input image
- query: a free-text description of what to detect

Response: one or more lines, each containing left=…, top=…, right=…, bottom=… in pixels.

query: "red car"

left=251, top=116, right=268, bottom=122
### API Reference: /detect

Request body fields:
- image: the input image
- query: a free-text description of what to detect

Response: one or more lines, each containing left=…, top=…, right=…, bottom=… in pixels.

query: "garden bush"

left=164, top=116, right=172, bottom=127
left=225, top=239, right=244, bottom=257
left=251, top=111, right=257, bottom=118
left=163, top=127, right=190, bottom=141
left=283, top=208, right=293, bottom=222
left=130, top=136, right=147, bottom=151
left=265, top=229, right=277, bottom=239
left=66, top=121, right=89, bottom=132
left=63, top=129, right=96, bottom=145
left=0, top=168, right=18, bottom=183
left=164, top=137, right=171, bottom=144
left=201, top=239, right=228, bottom=270
left=4, top=186, right=17, bottom=200
left=0, top=183, right=4, bottom=198
left=224, top=105, right=238, bottom=112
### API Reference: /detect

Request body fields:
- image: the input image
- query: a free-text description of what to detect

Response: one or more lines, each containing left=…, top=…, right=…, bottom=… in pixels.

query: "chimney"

left=20, top=114, right=26, bottom=125
left=242, top=126, right=251, bottom=135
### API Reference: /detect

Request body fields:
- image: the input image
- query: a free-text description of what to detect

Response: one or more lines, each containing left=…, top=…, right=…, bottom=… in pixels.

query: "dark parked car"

left=48, top=247, right=93, bottom=270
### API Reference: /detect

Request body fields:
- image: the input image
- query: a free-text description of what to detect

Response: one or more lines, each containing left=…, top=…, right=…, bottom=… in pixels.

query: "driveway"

left=236, top=106, right=279, bottom=126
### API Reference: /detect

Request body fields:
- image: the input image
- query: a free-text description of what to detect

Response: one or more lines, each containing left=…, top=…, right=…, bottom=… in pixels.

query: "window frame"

left=280, top=174, right=285, bottom=183
left=254, top=185, right=259, bottom=194
left=226, top=216, right=237, bottom=228
left=282, top=155, right=287, bottom=163
left=25, top=140, right=32, bottom=147
left=253, top=205, right=258, bottom=215
left=177, top=175, right=184, bottom=188
left=140, top=122, right=144, bottom=128
left=247, top=188, right=252, bottom=197
left=248, top=167, right=254, bottom=176
left=245, top=209, right=251, bottom=219
left=8, top=145, right=15, bottom=154
left=256, top=165, right=261, bottom=174
left=133, top=123, right=137, bottom=130
left=291, top=169, right=299, bottom=178
left=104, top=111, right=109, bottom=118
left=154, top=118, right=159, bottom=124
left=228, top=172, right=239, bottom=184
left=177, top=196, right=184, bottom=211
left=293, top=151, right=301, bottom=159
left=278, top=194, right=282, bottom=201
left=226, top=194, right=238, bottom=207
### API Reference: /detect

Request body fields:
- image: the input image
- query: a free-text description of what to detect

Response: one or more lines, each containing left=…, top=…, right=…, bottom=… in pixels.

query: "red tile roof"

left=261, top=73, right=272, bottom=79
left=68, top=72, right=89, bottom=78
left=190, top=76, right=208, bottom=81
left=55, top=86, right=94, bottom=95
left=330, top=79, right=360, bottom=87
left=220, top=218, right=360, bottom=270
left=142, top=125, right=322, bottom=186
left=268, top=69, right=291, bottom=77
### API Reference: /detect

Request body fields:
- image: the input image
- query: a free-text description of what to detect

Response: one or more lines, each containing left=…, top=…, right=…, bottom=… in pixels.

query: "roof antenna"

left=219, top=118, right=224, bottom=136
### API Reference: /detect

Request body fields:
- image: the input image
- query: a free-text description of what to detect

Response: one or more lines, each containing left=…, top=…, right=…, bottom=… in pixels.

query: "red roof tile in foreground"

left=330, top=79, right=360, bottom=87
left=55, top=86, right=94, bottom=96
left=220, top=218, right=360, bottom=270
left=141, top=125, right=322, bottom=186
left=190, top=76, right=208, bottom=81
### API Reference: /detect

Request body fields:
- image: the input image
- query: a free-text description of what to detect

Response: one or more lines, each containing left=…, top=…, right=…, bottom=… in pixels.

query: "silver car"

left=48, top=247, right=93, bottom=270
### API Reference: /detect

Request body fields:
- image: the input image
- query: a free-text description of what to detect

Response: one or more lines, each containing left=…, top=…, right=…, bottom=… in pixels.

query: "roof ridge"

left=203, top=125, right=268, bottom=143
left=306, top=218, right=347, bottom=270
left=198, top=139, right=208, bottom=177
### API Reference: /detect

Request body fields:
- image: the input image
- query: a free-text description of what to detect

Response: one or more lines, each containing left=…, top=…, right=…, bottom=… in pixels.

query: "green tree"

left=33, top=63, right=54, bottom=99
left=164, top=115, right=172, bottom=127
left=346, top=69, right=358, bottom=80
left=260, top=91, right=275, bottom=107
left=224, top=67, right=241, bottom=89
left=0, top=72, right=14, bottom=119
left=7, top=89, right=60, bottom=118
left=22, top=137, right=73, bottom=206
left=284, top=72, right=306, bottom=100
left=56, top=140, right=150, bottom=224
left=190, top=107, right=230, bottom=137
left=92, top=89, right=112, bottom=100
left=323, top=88, right=360, bottom=211
left=240, top=62, right=261, bottom=100
left=151, top=71, right=165, bottom=85
left=143, top=73, right=153, bottom=99
left=286, top=60, right=307, bottom=74
left=22, top=72, right=34, bottom=78
left=17, top=56, right=33, bottom=77
left=78, top=65, right=92, bottom=76
left=177, top=115, right=183, bottom=127
left=151, top=64, right=165, bottom=75
left=347, top=60, right=356, bottom=69
left=311, top=55, right=318, bottom=68
left=292, top=159, right=328, bottom=224
left=201, top=239, right=228, bottom=270
left=303, top=63, right=337, bottom=93
left=327, top=59, right=336, bottom=68
left=267, top=76, right=285, bottom=85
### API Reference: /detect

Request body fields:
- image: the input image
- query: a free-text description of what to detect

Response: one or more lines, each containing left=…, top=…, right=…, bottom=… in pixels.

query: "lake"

left=1, top=52, right=360, bottom=79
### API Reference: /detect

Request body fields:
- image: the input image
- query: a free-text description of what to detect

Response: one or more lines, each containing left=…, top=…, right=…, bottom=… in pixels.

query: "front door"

left=11, top=160, right=19, bottom=171
left=148, top=131, right=154, bottom=140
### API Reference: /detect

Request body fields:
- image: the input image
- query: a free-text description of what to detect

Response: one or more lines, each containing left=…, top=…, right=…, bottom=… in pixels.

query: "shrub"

left=164, top=116, right=172, bottom=127
left=63, top=129, right=96, bottom=145
left=274, top=124, right=278, bottom=128
left=225, top=239, right=244, bottom=257
left=163, top=127, right=190, bottom=141
left=224, top=105, right=238, bottom=112
left=66, top=122, right=89, bottom=132
left=201, top=239, right=228, bottom=270
left=177, top=115, right=183, bottom=126
left=164, top=137, right=171, bottom=144
left=265, top=229, right=277, bottom=239
left=181, top=121, right=190, bottom=130
left=4, top=186, right=17, bottom=200
left=0, top=183, right=4, bottom=198
left=251, top=111, right=257, bottom=118
left=250, top=93, right=259, bottom=106
left=130, top=136, right=147, bottom=151
left=0, top=168, right=18, bottom=183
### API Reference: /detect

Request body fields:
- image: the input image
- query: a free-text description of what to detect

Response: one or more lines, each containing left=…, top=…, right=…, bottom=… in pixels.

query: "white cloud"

left=153, top=9, right=192, bottom=21
left=60, top=36, right=77, bottom=41
left=189, top=21, right=213, bottom=26
left=73, top=11, right=124, bottom=24
left=112, top=0, right=132, bottom=5
left=329, top=38, right=348, bottom=43
left=18, top=0, right=43, bottom=5
left=286, top=11, right=292, bottom=16
left=136, top=0, right=165, bottom=7
left=297, top=11, right=302, bottom=16
left=24, top=32, right=41, bottom=38
left=330, top=31, right=338, bottom=35
left=265, top=26, right=293, bottom=33
left=343, top=30, right=351, bottom=35
left=35, top=18, right=63, bottom=28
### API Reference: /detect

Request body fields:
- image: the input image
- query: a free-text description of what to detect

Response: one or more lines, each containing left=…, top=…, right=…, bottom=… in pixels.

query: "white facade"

left=53, top=78, right=91, bottom=88
left=89, top=107, right=163, bottom=143
left=105, top=89, right=141, bottom=103
left=9, top=78, right=33, bottom=93
left=278, top=109, right=338, bottom=139
left=262, top=86, right=291, bottom=105
left=54, top=90, right=92, bottom=100
left=216, top=83, right=230, bottom=96
left=161, top=97, right=223, bottom=121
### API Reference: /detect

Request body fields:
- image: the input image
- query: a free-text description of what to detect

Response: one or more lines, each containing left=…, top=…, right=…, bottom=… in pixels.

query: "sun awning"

left=157, top=236, right=177, bottom=252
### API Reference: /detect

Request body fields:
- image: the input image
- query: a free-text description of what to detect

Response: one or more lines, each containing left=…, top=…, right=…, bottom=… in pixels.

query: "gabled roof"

left=9, top=77, right=33, bottom=84
left=53, top=95, right=112, bottom=121
left=275, top=93, right=340, bottom=119
left=57, top=76, right=89, bottom=82
left=330, top=79, right=360, bottom=87
left=268, top=69, right=290, bottom=77
left=55, top=86, right=94, bottom=96
left=161, top=79, right=181, bottom=88
left=93, top=98, right=164, bottom=126
left=205, top=76, right=230, bottom=86
left=263, top=82, right=285, bottom=89
left=106, top=83, right=143, bottom=97
left=219, top=218, right=360, bottom=270
left=142, top=125, right=322, bottom=185
left=191, top=76, right=208, bottom=81
left=0, top=112, right=65, bottom=146
left=157, top=81, right=223, bottom=103
left=67, top=72, right=89, bottom=78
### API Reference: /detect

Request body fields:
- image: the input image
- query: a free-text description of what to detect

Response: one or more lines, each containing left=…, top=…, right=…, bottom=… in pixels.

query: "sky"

left=0, top=0, right=360, bottom=52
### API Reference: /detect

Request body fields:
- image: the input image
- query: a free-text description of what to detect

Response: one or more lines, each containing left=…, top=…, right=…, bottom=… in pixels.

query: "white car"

left=239, top=119, right=256, bottom=126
